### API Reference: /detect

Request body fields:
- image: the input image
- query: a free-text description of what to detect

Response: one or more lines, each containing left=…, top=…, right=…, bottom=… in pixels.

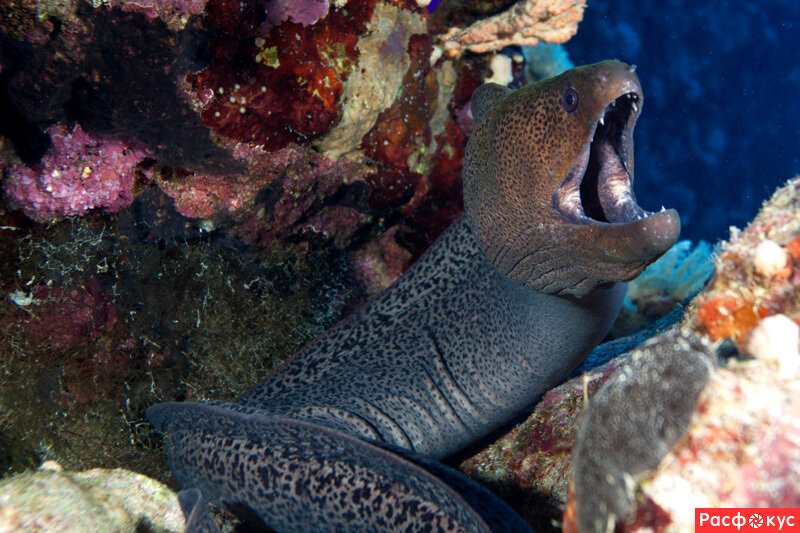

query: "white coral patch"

left=745, top=314, right=800, bottom=378
left=485, top=54, right=513, bottom=86
left=753, top=239, right=789, bottom=277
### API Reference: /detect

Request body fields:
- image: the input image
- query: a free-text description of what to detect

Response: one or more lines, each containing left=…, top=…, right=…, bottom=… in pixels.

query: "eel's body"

left=148, top=60, right=681, bottom=532
left=233, top=216, right=627, bottom=459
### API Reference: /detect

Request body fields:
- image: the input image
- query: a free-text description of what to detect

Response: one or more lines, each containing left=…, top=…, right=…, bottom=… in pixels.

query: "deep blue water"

left=565, top=0, right=800, bottom=243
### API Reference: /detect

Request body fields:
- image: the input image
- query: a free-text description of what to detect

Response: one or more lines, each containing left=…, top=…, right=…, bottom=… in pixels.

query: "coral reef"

left=691, top=178, right=800, bottom=345
left=439, top=0, right=587, bottom=58
left=0, top=0, right=482, bottom=261
left=1, top=4, right=241, bottom=172
left=185, top=0, right=375, bottom=150
left=314, top=3, right=427, bottom=158
left=0, top=0, right=552, bottom=483
left=362, top=33, right=440, bottom=208
left=4, top=124, right=150, bottom=222
left=0, top=0, right=523, bottom=264
left=0, top=463, right=183, bottom=532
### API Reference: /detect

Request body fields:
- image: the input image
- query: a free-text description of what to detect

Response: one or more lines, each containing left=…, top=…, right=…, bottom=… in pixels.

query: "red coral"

left=449, top=57, right=490, bottom=137
left=159, top=171, right=271, bottom=220
left=157, top=144, right=306, bottom=220
left=786, top=236, right=800, bottom=262
left=7, top=277, right=146, bottom=407
left=362, top=34, right=438, bottom=209
left=187, top=0, right=376, bottom=149
left=22, top=278, right=118, bottom=349
left=402, top=117, right=465, bottom=254
left=618, top=496, right=672, bottom=533
left=562, top=485, right=579, bottom=533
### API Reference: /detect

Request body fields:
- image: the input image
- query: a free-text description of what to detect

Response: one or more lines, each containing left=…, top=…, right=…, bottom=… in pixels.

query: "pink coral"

left=99, top=0, right=209, bottom=31
left=159, top=171, right=275, bottom=220
left=4, top=124, right=150, bottom=222
left=299, top=205, right=366, bottom=248
left=351, top=226, right=413, bottom=296
left=157, top=144, right=315, bottom=221
left=264, top=0, right=330, bottom=28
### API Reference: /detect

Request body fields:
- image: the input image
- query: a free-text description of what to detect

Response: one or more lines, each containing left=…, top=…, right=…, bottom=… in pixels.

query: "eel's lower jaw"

left=605, top=207, right=681, bottom=262
left=554, top=158, right=680, bottom=263
left=554, top=142, right=649, bottom=226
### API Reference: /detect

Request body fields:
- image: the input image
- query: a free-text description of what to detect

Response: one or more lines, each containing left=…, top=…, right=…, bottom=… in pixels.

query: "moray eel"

left=147, top=60, right=680, bottom=532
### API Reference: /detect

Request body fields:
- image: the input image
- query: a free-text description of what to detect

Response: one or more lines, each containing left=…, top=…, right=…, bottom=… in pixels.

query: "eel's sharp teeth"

left=632, top=102, right=639, bottom=113
left=599, top=115, right=605, bottom=126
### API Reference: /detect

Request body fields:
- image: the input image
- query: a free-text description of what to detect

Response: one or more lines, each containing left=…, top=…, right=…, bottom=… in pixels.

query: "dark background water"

left=565, top=0, right=800, bottom=243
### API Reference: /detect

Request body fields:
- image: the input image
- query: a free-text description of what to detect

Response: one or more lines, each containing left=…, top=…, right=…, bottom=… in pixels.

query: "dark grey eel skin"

left=147, top=60, right=681, bottom=532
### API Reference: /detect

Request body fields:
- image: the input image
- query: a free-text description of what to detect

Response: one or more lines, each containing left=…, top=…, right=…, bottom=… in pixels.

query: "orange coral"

left=786, top=236, right=800, bottom=262
left=439, top=0, right=587, bottom=58
left=561, top=485, right=579, bottom=533
left=697, top=293, right=760, bottom=343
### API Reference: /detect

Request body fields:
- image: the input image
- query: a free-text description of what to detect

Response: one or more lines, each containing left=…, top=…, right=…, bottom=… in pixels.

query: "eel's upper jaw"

left=555, top=89, right=649, bottom=226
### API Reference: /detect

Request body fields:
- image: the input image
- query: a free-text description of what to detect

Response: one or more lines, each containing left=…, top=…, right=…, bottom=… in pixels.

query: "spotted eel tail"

left=147, top=401, right=533, bottom=533
left=177, top=488, right=220, bottom=533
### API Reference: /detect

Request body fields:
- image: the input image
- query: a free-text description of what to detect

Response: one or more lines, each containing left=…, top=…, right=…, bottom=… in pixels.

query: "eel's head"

left=463, top=60, right=680, bottom=298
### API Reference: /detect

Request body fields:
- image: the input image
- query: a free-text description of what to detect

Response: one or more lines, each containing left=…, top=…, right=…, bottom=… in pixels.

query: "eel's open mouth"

left=555, top=91, right=658, bottom=225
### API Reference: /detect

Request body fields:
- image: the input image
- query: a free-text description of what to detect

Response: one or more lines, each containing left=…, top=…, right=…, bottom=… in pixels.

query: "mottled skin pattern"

left=465, top=62, right=679, bottom=297
left=148, top=403, right=499, bottom=532
left=148, top=61, right=681, bottom=532
left=235, top=217, right=627, bottom=460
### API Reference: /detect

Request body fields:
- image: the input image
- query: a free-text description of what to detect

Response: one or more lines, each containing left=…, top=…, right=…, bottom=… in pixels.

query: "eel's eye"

left=562, top=86, right=579, bottom=113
